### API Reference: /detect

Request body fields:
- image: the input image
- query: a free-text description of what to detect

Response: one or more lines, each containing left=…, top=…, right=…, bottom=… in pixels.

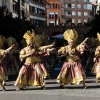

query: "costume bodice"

left=20, top=47, right=41, bottom=64
left=58, top=46, right=79, bottom=62
left=0, top=49, right=6, bottom=63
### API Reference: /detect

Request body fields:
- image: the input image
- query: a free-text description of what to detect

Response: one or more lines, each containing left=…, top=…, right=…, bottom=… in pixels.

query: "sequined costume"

left=57, top=29, right=88, bottom=89
left=14, top=30, right=53, bottom=90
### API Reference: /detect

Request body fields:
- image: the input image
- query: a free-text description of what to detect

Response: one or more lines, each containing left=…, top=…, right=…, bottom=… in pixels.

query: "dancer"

left=57, top=29, right=88, bottom=89
left=6, top=36, right=19, bottom=76
left=14, top=30, right=54, bottom=90
left=93, top=33, right=100, bottom=82
left=0, top=35, right=15, bottom=91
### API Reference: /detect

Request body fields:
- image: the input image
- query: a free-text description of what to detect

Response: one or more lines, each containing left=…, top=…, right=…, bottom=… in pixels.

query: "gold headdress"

left=33, top=35, right=42, bottom=48
left=63, top=29, right=78, bottom=43
left=23, top=30, right=35, bottom=45
left=0, top=35, right=5, bottom=48
left=6, top=36, right=17, bottom=47
left=97, top=32, right=100, bottom=42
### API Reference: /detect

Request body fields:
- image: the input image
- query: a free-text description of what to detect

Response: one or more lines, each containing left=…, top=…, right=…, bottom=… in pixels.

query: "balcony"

left=29, top=12, right=45, bottom=18
left=22, top=1, right=24, bottom=7
left=47, top=8, right=60, bottom=12
left=47, top=0, right=60, bottom=3
left=29, top=0, right=45, bottom=7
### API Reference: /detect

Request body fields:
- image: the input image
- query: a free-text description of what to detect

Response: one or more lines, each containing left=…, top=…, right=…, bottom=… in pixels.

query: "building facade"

left=46, top=0, right=96, bottom=26
left=46, top=0, right=65, bottom=26
left=0, top=0, right=46, bottom=27
left=27, top=0, right=46, bottom=27
left=64, top=0, right=94, bottom=26
left=0, top=0, right=18, bottom=18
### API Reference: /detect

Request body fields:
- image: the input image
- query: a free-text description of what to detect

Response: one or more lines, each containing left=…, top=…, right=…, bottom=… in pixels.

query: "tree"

left=85, top=10, right=100, bottom=38
left=0, top=7, right=36, bottom=41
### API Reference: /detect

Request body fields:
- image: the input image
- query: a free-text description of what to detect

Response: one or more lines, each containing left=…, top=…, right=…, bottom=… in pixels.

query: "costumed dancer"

left=5, top=36, right=19, bottom=76
left=57, top=29, right=88, bottom=89
left=14, top=30, right=53, bottom=90
left=93, top=33, right=100, bottom=82
left=86, top=37, right=97, bottom=75
left=0, top=35, right=15, bottom=91
left=32, top=30, right=55, bottom=79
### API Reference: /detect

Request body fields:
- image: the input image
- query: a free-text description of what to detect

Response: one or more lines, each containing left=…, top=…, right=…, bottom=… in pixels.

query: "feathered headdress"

left=33, top=33, right=48, bottom=49
left=97, top=32, right=100, bottom=42
left=0, top=35, right=5, bottom=48
left=23, top=30, right=35, bottom=45
left=63, top=29, right=78, bottom=43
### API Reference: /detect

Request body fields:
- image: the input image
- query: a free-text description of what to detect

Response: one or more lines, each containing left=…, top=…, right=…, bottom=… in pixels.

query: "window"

left=87, top=4, right=92, bottom=10
left=84, top=12, right=88, bottom=16
left=71, top=4, right=75, bottom=8
left=72, top=19, right=75, bottom=23
left=49, top=12, right=55, bottom=19
left=77, top=4, right=81, bottom=9
left=72, top=11, right=76, bottom=16
left=56, top=21, right=58, bottom=25
left=49, top=21, right=54, bottom=26
left=78, top=19, right=82, bottom=23
left=66, top=10, right=71, bottom=16
left=89, top=0, right=94, bottom=2
left=50, top=21, right=54, bottom=23
left=77, top=0, right=80, bottom=2
left=84, top=5, right=87, bottom=9
left=78, top=12, right=81, bottom=16
left=84, top=0, right=89, bottom=2
left=84, top=19, right=87, bottom=23
left=65, top=4, right=68, bottom=8
left=66, top=3, right=71, bottom=8
left=66, top=18, right=72, bottom=23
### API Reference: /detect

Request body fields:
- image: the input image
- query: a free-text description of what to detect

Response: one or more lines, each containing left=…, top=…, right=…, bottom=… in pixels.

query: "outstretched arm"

left=93, top=46, right=100, bottom=62
left=5, top=44, right=15, bottom=54
left=76, top=38, right=88, bottom=54
left=39, top=42, right=55, bottom=52
left=57, top=46, right=67, bottom=56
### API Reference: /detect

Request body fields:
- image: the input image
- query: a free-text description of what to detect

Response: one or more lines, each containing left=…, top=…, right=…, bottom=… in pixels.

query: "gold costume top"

left=20, top=47, right=41, bottom=64
left=95, top=33, right=100, bottom=58
left=0, top=49, right=6, bottom=63
left=95, top=46, right=100, bottom=58
left=58, top=46, right=79, bottom=62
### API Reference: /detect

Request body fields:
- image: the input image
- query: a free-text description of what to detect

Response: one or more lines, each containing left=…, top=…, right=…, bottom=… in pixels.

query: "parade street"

left=0, top=69, right=100, bottom=100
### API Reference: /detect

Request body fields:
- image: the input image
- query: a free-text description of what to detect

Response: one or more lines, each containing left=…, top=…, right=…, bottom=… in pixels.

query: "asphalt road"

left=0, top=68, right=100, bottom=100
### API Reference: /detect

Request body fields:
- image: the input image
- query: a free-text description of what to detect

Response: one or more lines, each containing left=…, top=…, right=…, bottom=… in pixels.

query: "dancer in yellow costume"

left=33, top=31, right=55, bottom=79
left=57, top=29, right=88, bottom=89
left=93, top=33, right=100, bottom=82
left=0, top=35, right=15, bottom=91
left=14, top=30, right=54, bottom=90
left=6, top=36, right=19, bottom=75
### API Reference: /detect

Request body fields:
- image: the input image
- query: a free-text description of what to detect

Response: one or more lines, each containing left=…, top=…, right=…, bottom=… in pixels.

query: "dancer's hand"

left=10, top=44, right=15, bottom=49
left=93, top=58, right=96, bottom=62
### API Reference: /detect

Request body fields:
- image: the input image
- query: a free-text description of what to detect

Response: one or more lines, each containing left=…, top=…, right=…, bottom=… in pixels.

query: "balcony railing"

left=29, top=0, right=45, bottom=7
left=29, top=12, right=45, bottom=18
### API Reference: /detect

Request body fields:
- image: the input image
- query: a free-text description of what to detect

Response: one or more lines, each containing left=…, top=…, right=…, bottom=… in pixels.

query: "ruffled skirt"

left=57, top=61, right=86, bottom=85
left=14, top=62, right=48, bottom=88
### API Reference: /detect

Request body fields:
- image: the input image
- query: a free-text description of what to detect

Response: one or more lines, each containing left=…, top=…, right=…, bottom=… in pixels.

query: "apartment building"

left=0, top=0, right=46, bottom=27
left=46, top=0, right=65, bottom=26
left=63, top=0, right=95, bottom=26
left=27, top=0, right=46, bottom=27
left=0, top=0, right=18, bottom=17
